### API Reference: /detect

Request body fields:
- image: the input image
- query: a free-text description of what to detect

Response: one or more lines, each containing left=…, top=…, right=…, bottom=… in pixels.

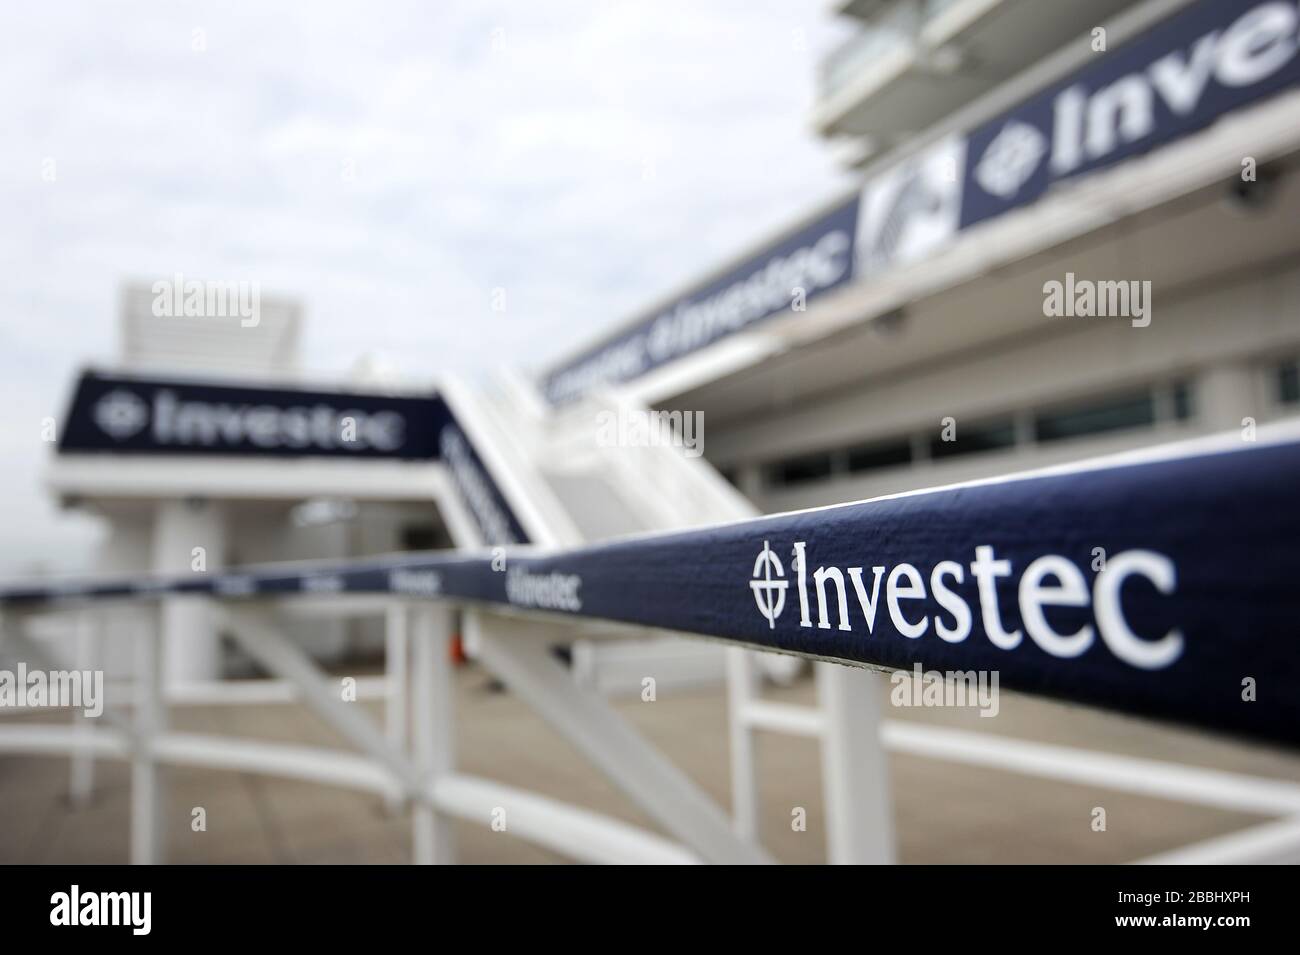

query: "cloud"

left=0, top=0, right=851, bottom=575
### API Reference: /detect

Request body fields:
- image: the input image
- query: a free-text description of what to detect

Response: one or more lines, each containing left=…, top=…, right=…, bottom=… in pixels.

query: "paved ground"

left=2, top=664, right=1298, bottom=864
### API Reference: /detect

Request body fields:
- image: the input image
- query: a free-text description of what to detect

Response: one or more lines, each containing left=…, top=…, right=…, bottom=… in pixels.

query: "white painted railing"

left=3, top=426, right=1299, bottom=864
left=6, top=587, right=1299, bottom=865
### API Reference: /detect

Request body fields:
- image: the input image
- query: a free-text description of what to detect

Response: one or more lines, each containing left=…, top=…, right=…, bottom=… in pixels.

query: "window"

left=928, top=418, right=1016, bottom=460
left=1279, top=360, right=1300, bottom=406
left=1033, top=390, right=1155, bottom=444
left=846, top=438, right=912, bottom=474
left=767, top=450, right=834, bottom=488
left=761, top=381, right=1184, bottom=492
left=401, top=524, right=441, bottom=551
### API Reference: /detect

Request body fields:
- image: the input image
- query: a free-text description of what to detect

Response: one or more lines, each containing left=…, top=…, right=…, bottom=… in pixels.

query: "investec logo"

left=545, top=222, right=852, bottom=403
left=974, top=0, right=1300, bottom=199
left=440, top=427, right=520, bottom=545
left=750, top=541, right=788, bottom=629
left=91, top=387, right=405, bottom=452
left=749, top=540, right=1184, bottom=670
left=505, top=566, right=582, bottom=612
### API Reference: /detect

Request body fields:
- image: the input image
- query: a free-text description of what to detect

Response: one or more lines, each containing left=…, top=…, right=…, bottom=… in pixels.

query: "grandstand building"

left=14, top=0, right=1300, bottom=867
left=545, top=0, right=1300, bottom=517
left=38, top=0, right=1300, bottom=692
left=44, top=289, right=457, bottom=684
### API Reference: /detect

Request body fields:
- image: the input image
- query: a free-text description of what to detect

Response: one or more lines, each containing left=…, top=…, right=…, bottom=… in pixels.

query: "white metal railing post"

left=130, top=603, right=165, bottom=865
left=6, top=591, right=1300, bottom=863
left=411, top=603, right=456, bottom=864
left=218, top=605, right=418, bottom=789
left=384, top=602, right=409, bottom=813
left=816, top=662, right=895, bottom=864
left=726, top=648, right=760, bottom=840
left=69, top=609, right=101, bottom=808
left=467, top=609, right=772, bottom=864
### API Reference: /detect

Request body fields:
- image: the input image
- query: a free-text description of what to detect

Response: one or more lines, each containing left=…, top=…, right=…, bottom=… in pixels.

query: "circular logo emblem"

left=975, top=120, right=1047, bottom=199
left=92, top=389, right=149, bottom=440
left=750, top=540, right=788, bottom=630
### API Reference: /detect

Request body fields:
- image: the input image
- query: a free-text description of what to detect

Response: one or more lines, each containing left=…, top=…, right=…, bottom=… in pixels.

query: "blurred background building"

left=550, top=0, right=1300, bottom=516
left=33, top=0, right=1300, bottom=690
left=6, top=0, right=1300, bottom=864
left=46, top=292, right=453, bottom=684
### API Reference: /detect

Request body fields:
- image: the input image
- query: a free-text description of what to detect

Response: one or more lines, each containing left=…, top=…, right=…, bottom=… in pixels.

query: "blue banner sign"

left=10, top=436, right=1300, bottom=747
left=544, top=0, right=1300, bottom=401
left=59, top=370, right=449, bottom=459
left=56, top=370, right=530, bottom=544
left=543, top=197, right=859, bottom=403
left=962, top=0, right=1300, bottom=228
left=437, top=422, right=530, bottom=545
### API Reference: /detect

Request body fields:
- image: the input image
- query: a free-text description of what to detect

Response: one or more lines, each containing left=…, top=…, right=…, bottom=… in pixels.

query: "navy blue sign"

left=9, top=437, right=1299, bottom=747
left=56, top=370, right=531, bottom=544
left=962, top=0, right=1300, bottom=228
left=543, top=197, right=859, bottom=403
left=542, top=0, right=1300, bottom=403
left=437, top=421, right=530, bottom=545
left=59, top=370, right=450, bottom=460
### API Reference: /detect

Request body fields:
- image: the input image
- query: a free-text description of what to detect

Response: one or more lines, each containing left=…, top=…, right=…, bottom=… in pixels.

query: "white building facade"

left=42, top=0, right=1300, bottom=693
left=46, top=291, right=460, bottom=684
left=544, top=0, right=1300, bottom=520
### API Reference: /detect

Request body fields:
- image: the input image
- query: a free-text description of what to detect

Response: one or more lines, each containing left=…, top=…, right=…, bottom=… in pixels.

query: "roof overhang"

left=627, top=90, right=1300, bottom=414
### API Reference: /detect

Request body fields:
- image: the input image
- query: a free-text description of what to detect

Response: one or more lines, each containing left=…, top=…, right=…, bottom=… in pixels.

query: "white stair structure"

left=437, top=369, right=892, bottom=861
left=441, top=370, right=739, bottom=690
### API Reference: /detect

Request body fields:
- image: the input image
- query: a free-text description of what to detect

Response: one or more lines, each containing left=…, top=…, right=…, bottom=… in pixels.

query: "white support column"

left=384, top=603, right=409, bottom=814
left=816, top=662, right=895, bottom=865
left=153, top=498, right=225, bottom=686
left=69, top=610, right=101, bottom=808
left=218, top=604, right=417, bottom=796
left=735, top=463, right=763, bottom=504
left=411, top=604, right=456, bottom=864
left=130, top=606, right=165, bottom=865
left=1197, top=362, right=1260, bottom=433
left=726, top=648, right=760, bottom=840
left=468, top=610, right=772, bottom=865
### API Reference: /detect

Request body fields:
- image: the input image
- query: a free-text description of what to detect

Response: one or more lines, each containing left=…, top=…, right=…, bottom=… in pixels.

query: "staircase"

left=439, top=369, right=767, bottom=692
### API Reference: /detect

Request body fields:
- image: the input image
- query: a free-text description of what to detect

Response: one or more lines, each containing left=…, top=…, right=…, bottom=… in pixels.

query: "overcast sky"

left=1, top=0, right=852, bottom=575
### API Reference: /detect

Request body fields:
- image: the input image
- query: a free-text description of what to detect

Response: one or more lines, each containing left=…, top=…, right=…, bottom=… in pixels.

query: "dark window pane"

left=768, top=451, right=834, bottom=487
left=1172, top=380, right=1193, bottom=421
left=929, top=418, right=1016, bottom=460
left=1280, top=362, right=1300, bottom=406
left=846, top=439, right=911, bottom=474
left=1034, top=391, right=1155, bottom=444
left=401, top=524, right=440, bottom=551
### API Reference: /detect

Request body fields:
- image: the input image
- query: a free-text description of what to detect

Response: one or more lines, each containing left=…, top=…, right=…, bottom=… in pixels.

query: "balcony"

left=813, top=0, right=1142, bottom=149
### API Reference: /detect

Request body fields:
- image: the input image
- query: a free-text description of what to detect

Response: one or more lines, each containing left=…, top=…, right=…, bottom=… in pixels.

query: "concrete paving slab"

left=1, top=665, right=1296, bottom=864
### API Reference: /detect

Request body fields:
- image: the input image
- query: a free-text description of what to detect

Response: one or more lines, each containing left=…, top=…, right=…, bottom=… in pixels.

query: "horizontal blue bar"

left=5, top=438, right=1298, bottom=746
